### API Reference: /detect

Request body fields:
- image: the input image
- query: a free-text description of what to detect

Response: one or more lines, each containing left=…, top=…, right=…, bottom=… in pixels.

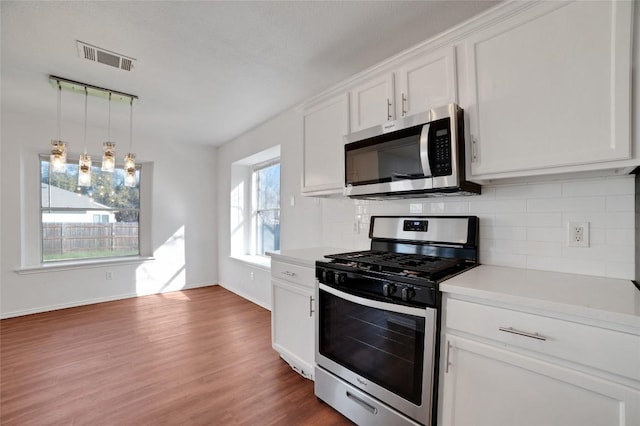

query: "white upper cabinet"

left=396, top=46, right=457, bottom=118
left=301, top=93, right=349, bottom=196
left=464, top=0, right=634, bottom=179
left=349, top=74, right=395, bottom=133
left=349, top=46, right=458, bottom=133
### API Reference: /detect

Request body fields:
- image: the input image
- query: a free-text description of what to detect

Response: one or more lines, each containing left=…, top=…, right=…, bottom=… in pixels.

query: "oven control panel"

left=403, top=220, right=428, bottom=232
left=316, top=264, right=437, bottom=308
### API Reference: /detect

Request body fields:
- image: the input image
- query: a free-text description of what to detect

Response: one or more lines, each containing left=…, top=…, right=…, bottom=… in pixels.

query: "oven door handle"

left=319, top=283, right=428, bottom=318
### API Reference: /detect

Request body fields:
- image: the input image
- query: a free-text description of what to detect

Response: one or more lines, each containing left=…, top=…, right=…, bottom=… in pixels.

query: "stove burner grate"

left=325, top=250, right=464, bottom=277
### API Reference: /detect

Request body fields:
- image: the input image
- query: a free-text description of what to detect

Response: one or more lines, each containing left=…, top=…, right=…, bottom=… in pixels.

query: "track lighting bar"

left=48, top=75, right=138, bottom=104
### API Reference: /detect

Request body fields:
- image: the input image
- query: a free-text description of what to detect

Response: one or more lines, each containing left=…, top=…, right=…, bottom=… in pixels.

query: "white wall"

left=216, top=108, right=324, bottom=308
left=0, top=106, right=219, bottom=318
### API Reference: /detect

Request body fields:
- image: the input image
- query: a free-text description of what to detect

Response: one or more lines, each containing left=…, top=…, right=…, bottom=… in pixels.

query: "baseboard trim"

left=218, top=283, right=271, bottom=311
left=0, top=282, right=217, bottom=319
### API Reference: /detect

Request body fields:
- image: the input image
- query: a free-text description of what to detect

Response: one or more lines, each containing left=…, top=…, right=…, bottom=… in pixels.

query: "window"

left=40, top=154, right=141, bottom=262
left=253, top=160, right=280, bottom=256
left=230, top=145, right=280, bottom=263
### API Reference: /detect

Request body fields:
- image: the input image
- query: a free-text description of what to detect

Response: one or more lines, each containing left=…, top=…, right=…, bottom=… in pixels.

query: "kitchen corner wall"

left=321, top=175, right=636, bottom=280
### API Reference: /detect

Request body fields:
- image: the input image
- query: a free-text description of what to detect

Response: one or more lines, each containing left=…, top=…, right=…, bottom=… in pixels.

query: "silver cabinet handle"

left=401, top=93, right=407, bottom=116
left=387, top=98, right=392, bottom=120
left=445, top=340, right=452, bottom=373
left=499, top=327, right=547, bottom=341
left=309, top=296, right=315, bottom=317
left=281, top=270, right=296, bottom=277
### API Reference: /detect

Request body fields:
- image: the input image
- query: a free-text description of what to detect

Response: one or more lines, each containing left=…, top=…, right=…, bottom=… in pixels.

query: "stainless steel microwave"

left=344, top=104, right=480, bottom=199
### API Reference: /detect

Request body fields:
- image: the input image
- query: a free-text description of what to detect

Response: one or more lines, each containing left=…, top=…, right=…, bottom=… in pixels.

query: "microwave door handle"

left=420, top=123, right=432, bottom=177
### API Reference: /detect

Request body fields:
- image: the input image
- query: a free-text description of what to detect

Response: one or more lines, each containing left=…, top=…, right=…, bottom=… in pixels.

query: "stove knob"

left=335, top=273, right=346, bottom=285
left=401, top=286, right=416, bottom=302
left=382, top=283, right=396, bottom=297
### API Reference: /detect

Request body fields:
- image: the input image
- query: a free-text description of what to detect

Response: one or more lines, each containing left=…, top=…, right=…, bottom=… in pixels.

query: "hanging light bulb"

left=78, top=88, right=92, bottom=187
left=101, top=93, right=116, bottom=172
left=102, top=142, right=116, bottom=172
left=124, top=98, right=137, bottom=188
left=78, top=153, right=92, bottom=187
left=50, top=140, right=67, bottom=173
left=124, top=153, right=136, bottom=187
left=50, top=81, right=67, bottom=173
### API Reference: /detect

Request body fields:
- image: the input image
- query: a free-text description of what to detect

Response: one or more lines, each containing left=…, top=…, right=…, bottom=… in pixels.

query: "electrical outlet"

left=105, top=271, right=113, bottom=280
left=250, top=272, right=255, bottom=281
left=568, top=222, right=589, bottom=248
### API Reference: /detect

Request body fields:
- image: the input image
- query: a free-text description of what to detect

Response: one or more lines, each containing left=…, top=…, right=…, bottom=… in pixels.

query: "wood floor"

left=0, top=286, right=352, bottom=425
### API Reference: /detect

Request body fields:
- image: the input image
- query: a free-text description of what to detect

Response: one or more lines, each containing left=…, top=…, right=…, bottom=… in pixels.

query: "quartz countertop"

left=266, top=247, right=351, bottom=268
left=441, top=265, right=640, bottom=330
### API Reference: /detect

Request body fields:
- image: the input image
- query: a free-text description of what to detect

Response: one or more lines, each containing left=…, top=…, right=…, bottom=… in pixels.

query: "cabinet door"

left=302, top=93, right=349, bottom=196
left=465, top=0, right=633, bottom=178
left=440, top=335, right=640, bottom=426
left=397, top=46, right=457, bottom=118
left=271, top=278, right=315, bottom=379
left=349, top=73, right=395, bottom=133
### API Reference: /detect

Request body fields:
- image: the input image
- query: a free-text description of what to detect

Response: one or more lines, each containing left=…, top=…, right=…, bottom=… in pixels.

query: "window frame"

left=251, top=158, right=280, bottom=257
left=39, top=153, right=143, bottom=264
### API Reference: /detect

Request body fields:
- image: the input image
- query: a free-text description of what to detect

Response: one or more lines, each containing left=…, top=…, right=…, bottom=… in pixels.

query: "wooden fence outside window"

left=42, top=223, right=139, bottom=259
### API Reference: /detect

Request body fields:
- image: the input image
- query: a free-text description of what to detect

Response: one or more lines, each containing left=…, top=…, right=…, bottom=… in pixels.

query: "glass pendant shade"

left=50, top=140, right=67, bottom=173
left=78, top=154, right=92, bottom=187
left=124, top=153, right=136, bottom=187
left=101, top=142, right=116, bottom=172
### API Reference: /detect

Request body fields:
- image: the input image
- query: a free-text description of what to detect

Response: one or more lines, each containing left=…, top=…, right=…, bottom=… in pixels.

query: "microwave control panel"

left=430, top=118, right=453, bottom=177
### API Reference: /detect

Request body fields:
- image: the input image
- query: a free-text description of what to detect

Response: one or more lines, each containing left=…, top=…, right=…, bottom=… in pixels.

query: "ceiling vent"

left=76, top=41, right=136, bottom=72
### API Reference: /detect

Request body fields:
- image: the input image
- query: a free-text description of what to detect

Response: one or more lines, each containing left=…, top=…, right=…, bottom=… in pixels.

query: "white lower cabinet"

left=271, top=260, right=315, bottom=379
left=441, top=335, right=640, bottom=426
left=440, top=296, right=640, bottom=426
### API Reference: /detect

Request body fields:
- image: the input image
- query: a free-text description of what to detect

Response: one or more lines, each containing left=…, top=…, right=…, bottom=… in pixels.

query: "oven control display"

left=403, top=220, right=428, bottom=232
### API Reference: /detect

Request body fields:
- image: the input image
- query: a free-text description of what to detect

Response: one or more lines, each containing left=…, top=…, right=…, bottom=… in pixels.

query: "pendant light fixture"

left=124, top=98, right=137, bottom=188
left=50, top=81, right=67, bottom=173
left=78, top=88, right=92, bottom=187
left=101, top=93, right=116, bottom=172
left=47, top=76, right=138, bottom=184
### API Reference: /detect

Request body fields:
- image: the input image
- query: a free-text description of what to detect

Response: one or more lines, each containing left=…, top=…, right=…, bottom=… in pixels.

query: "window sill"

left=15, top=256, right=155, bottom=275
left=229, top=254, right=271, bottom=270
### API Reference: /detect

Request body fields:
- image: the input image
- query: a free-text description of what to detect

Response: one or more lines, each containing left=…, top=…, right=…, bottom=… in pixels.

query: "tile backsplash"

left=321, top=175, right=635, bottom=280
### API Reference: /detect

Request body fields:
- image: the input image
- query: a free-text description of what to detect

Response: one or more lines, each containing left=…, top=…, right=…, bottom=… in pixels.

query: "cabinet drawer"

left=446, top=298, right=640, bottom=381
left=271, top=261, right=315, bottom=288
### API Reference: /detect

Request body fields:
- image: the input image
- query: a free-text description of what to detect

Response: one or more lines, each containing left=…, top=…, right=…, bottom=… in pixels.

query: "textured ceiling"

left=1, top=1, right=498, bottom=146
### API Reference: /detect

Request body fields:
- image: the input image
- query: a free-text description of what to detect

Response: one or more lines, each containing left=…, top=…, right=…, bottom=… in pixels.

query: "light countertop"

left=441, top=265, right=640, bottom=331
left=266, top=247, right=351, bottom=268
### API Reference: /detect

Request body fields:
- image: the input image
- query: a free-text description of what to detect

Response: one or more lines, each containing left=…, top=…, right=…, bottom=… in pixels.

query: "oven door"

left=316, top=282, right=436, bottom=425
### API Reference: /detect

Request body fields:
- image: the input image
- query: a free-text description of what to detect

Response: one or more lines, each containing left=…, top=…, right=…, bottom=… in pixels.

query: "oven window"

left=318, top=289, right=425, bottom=405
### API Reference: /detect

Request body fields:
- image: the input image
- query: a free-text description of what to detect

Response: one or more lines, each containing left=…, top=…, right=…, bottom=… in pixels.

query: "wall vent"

left=77, top=41, right=136, bottom=72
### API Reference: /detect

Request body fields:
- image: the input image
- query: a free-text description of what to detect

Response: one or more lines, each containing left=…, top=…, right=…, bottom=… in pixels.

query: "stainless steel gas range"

left=315, top=215, right=479, bottom=426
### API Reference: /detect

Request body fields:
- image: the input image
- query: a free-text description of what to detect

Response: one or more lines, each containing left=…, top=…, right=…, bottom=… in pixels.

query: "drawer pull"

left=499, top=327, right=547, bottom=341
left=346, top=391, right=378, bottom=414
left=281, top=271, right=296, bottom=277
left=309, top=296, right=315, bottom=317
